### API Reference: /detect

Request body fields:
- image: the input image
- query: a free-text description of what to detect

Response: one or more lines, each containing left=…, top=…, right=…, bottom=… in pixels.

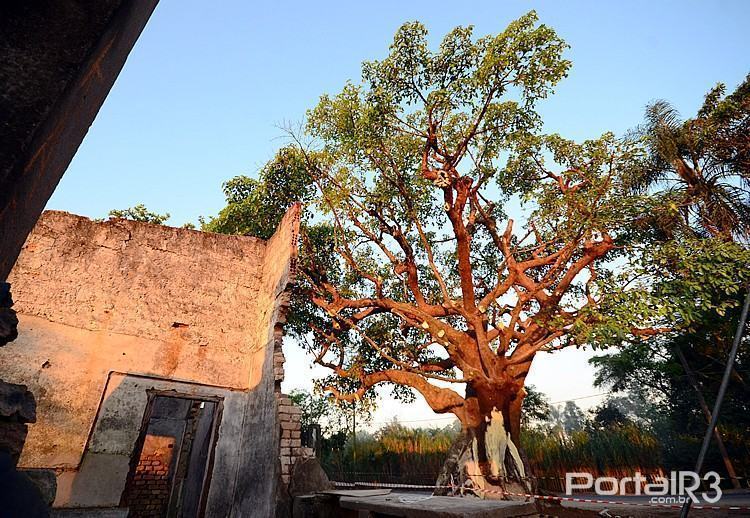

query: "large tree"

left=292, top=13, right=659, bottom=496
left=208, top=13, right=746, bottom=496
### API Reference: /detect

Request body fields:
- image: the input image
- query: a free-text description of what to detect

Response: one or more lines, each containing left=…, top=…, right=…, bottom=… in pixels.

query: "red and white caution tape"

left=331, top=480, right=750, bottom=511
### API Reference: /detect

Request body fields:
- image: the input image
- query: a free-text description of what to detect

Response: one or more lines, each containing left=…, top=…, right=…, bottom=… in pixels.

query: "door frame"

left=121, top=390, right=224, bottom=517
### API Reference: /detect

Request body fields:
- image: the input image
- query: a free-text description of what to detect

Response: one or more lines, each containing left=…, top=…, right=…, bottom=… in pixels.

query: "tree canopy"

left=208, top=13, right=749, bottom=435
left=632, top=74, right=750, bottom=240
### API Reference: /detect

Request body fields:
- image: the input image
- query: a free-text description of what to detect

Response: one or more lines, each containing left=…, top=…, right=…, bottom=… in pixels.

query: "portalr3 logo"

left=565, top=471, right=722, bottom=504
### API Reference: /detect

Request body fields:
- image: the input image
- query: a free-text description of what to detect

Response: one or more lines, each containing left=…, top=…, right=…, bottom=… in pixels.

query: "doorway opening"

left=122, top=393, right=223, bottom=518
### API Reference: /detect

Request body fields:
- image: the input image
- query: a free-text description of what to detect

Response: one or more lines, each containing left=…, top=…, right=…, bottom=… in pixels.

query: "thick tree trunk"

left=435, top=387, right=533, bottom=499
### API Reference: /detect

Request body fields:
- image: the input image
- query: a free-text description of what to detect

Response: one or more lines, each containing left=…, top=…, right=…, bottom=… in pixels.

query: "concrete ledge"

left=306, top=490, right=538, bottom=518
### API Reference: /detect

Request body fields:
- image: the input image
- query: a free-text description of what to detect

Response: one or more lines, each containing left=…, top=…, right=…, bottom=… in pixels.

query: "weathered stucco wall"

left=8, top=210, right=268, bottom=386
left=0, top=205, right=300, bottom=516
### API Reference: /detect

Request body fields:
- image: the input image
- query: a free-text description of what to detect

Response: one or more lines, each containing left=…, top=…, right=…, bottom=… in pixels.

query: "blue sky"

left=47, top=0, right=750, bottom=426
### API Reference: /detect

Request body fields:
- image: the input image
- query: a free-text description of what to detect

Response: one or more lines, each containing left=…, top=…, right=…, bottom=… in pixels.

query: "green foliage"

left=522, top=423, right=662, bottom=476
left=210, top=12, right=748, bottom=449
left=293, top=11, right=669, bottom=406
left=322, top=421, right=461, bottom=486
left=647, top=238, right=750, bottom=326
left=632, top=75, right=750, bottom=240
left=202, top=146, right=315, bottom=239
left=551, top=401, right=586, bottom=434
left=289, top=388, right=374, bottom=436
left=574, top=237, right=750, bottom=349
left=521, top=385, right=551, bottom=426
left=322, top=415, right=663, bottom=487
left=589, top=79, right=750, bottom=481
left=572, top=78, right=750, bottom=350
left=108, top=204, right=170, bottom=225
left=590, top=313, right=750, bottom=478
left=588, top=402, right=629, bottom=431
left=289, top=389, right=340, bottom=432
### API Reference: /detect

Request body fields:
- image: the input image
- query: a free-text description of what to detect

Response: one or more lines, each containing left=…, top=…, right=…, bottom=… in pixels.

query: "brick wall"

left=274, top=336, right=314, bottom=484
left=277, top=395, right=313, bottom=485
left=126, top=435, right=175, bottom=518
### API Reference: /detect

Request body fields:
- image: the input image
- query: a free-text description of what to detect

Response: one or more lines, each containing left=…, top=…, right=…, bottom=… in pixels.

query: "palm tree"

left=632, top=75, right=750, bottom=241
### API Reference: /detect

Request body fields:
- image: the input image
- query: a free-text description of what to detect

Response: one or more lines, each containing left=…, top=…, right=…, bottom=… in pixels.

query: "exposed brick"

left=280, top=421, right=300, bottom=431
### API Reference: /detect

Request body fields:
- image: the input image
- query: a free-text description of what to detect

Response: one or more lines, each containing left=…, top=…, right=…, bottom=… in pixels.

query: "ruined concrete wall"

left=0, top=211, right=268, bottom=470
left=8, top=210, right=267, bottom=381
left=221, top=203, right=300, bottom=517
left=0, top=206, right=300, bottom=516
